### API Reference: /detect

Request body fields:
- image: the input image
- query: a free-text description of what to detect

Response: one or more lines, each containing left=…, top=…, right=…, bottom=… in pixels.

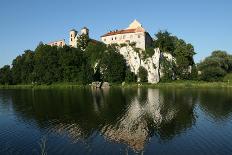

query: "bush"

left=200, top=67, right=226, bottom=82
left=138, top=66, right=148, bottom=82
left=100, top=50, right=126, bottom=83
left=223, top=73, right=232, bottom=83
left=125, top=69, right=137, bottom=83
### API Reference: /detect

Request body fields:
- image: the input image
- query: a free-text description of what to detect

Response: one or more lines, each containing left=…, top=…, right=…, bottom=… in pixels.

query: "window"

left=123, top=35, right=126, bottom=39
left=104, top=39, right=106, bottom=41
left=115, top=37, right=117, bottom=40
left=71, top=38, right=73, bottom=41
left=71, top=34, right=72, bottom=37
left=138, top=35, right=140, bottom=38
left=112, top=37, right=113, bottom=40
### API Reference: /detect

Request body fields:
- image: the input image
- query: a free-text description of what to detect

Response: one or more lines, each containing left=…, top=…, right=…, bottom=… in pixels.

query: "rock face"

left=118, top=46, right=172, bottom=84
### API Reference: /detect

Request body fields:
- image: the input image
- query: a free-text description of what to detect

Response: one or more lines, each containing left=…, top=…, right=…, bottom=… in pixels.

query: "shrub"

left=200, top=67, right=226, bottom=82
left=125, top=69, right=137, bottom=83
left=138, top=66, right=148, bottom=82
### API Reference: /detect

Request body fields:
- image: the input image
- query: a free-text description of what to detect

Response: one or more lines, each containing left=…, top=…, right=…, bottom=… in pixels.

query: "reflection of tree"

left=8, top=88, right=197, bottom=152
left=199, top=89, right=232, bottom=121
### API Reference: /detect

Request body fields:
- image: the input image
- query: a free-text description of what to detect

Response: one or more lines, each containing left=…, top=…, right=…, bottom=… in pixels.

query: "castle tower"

left=69, top=29, right=77, bottom=47
left=80, top=27, right=89, bottom=36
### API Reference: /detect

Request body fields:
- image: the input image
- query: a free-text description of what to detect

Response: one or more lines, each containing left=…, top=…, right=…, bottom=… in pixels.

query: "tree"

left=160, top=56, right=175, bottom=82
left=100, top=47, right=126, bottom=83
left=200, top=67, right=226, bottom=82
left=154, top=30, right=175, bottom=55
left=138, top=66, right=148, bottom=82
left=58, top=46, right=84, bottom=82
left=76, top=34, right=90, bottom=51
left=198, top=50, right=232, bottom=81
left=0, top=65, right=12, bottom=85
left=11, top=55, right=23, bottom=84
left=154, top=30, right=196, bottom=80
left=33, top=44, right=61, bottom=84
left=85, top=42, right=106, bottom=66
left=125, top=68, right=137, bottom=83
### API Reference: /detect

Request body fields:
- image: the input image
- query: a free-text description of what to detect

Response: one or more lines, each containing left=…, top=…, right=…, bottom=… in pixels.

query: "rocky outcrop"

left=91, top=81, right=110, bottom=88
left=118, top=46, right=173, bottom=84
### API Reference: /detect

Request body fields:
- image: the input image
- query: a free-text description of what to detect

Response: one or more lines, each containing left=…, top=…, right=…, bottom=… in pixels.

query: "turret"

left=69, top=29, right=77, bottom=47
left=80, top=27, right=89, bottom=36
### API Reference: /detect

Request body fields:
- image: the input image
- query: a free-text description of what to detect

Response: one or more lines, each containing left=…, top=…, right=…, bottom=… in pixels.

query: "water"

left=0, top=88, right=232, bottom=155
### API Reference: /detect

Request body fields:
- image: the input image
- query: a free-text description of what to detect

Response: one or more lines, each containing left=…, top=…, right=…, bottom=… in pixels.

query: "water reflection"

left=5, top=89, right=192, bottom=151
left=198, top=89, right=232, bottom=121
left=1, top=88, right=232, bottom=154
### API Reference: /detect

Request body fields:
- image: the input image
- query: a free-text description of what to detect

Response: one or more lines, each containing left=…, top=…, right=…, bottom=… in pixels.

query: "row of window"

left=104, top=34, right=141, bottom=42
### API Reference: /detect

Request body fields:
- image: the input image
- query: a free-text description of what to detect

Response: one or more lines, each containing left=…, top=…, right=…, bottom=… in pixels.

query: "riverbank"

left=122, top=81, right=232, bottom=88
left=0, top=81, right=232, bottom=89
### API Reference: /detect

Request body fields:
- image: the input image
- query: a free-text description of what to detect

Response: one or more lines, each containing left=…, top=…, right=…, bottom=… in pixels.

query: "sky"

left=0, top=0, right=231, bottom=67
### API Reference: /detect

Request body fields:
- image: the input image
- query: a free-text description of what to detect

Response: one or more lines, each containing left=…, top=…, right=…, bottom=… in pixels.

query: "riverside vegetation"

left=0, top=31, right=232, bottom=88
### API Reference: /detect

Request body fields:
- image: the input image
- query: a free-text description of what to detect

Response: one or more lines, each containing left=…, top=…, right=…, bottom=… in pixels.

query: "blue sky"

left=0, top=0, right=231, bottom=67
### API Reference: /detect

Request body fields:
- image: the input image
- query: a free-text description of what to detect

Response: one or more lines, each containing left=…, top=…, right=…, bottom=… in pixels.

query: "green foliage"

left=200, top=67, right=226, bottom=82
left=85, top=42, right=106, bottom=66
left=100, top=48, right=127, bottom=83
left=160, top=56, right=174, bottom=82
left=11, top=50, right=35, bottom=84
left=198, top=50, right=232, bottom=81
left=0, top=65, right=12, bottom=84
left=154, top=30, right=175, bottom=55
left=154, top=31, right=196, bottom=80
left=76, top=34, right=90, bottom=51
left=33, top=45, right=61, bottom=84
left=138, top=66, right=148, bottom=82
left=154, top=30, right=196, bottom=80
left=223, top=73, right=232, bottom=83
left=173, top=39, right=195, bottom=79
left=144, top=47, right=155, bottom=58
left=125, top=68, right=137, bottom=83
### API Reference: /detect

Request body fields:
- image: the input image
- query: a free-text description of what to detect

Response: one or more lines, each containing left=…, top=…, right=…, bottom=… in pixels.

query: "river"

left=0, top=88, right=232, bottom=155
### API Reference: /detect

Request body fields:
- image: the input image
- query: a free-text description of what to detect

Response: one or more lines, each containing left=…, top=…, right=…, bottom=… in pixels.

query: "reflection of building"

left=12, top=88, right=195, bottom=153
left=101, top=20, right=153, bottom=50
left=101, top=89, right=177, bottom=152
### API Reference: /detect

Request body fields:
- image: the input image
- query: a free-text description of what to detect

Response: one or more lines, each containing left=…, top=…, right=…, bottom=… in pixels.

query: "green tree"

left=85, top=42, right=106, bottom=66
left=100, top=47, right=126, bottom=83
left=200, top=67, right=226, bottom=82
left=0, top=65, right=12, bottom=84
left=154, top=30, right=196, bottom=80
left=138, top=66, right=148, bottom=82
left=33, top=44, right=61, bottom=84
left=77, top=34, right=90, bottom=51
left=198, top=50, right=232, bottom=81
left=11, top=55, right=23, bottom=84
left=58, top=46, right=84, bottom=82
left=125, top=68, right=137, bottom=83
left=154, top=30, right=175, bottom=54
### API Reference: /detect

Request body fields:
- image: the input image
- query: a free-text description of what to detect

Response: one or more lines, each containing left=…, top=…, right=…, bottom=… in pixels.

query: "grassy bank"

left=0, top=83, right=86, bottom=89
left=121, top=80, right=232, bottom=88
left=0, top=81, right=232, bottom=89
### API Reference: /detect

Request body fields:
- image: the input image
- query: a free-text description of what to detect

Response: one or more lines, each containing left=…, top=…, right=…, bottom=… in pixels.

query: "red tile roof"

left=101, top=29, right=139, bottom=37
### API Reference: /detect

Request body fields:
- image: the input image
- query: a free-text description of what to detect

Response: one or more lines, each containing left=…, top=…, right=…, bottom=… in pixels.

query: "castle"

left=47, top=27, right=89, bottom=48
left=101, top=20, right=152, bottom=50
left=47, top=20, right=152, bottom=50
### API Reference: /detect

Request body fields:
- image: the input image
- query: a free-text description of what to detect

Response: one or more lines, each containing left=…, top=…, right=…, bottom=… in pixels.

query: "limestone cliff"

left=118, top=46, right=173, bottom=83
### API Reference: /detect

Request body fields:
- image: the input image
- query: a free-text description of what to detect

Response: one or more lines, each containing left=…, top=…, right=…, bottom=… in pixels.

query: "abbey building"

left=101, top=20, right=152, bottom=50
left=47, top=20, right=152, bottom=51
